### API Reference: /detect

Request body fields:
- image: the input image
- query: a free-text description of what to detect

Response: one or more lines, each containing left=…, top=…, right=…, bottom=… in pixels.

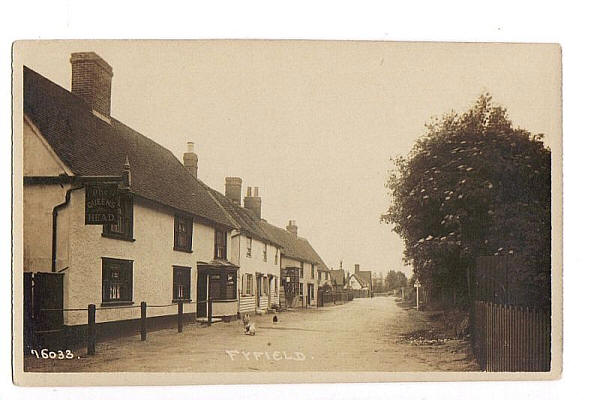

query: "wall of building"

left=23, top=117, right=74, bottom=273
left=281, top=256, right=321, bottom=307
left=23, top=117, right=70, bottom=177
left=23, top=183, right=73, bottom=273
left=348, top=275, right=365, bottom=290
left=61, top=192, right=232, bottom=325
left=233, top=233, right=280, bottom=314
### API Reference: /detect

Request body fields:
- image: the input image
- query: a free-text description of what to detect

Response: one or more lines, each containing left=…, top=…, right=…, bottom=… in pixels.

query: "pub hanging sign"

left=85, top=183, right=120, bottom=225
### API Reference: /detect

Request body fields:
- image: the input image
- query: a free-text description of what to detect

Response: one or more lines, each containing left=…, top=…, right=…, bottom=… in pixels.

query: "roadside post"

left=414, top=279, right=421, bottom=311
left=87, top=304, right=96, bottom=355
left=177, top=301, right=183, bottom=333
left=140, top=301, right=147, bottom=341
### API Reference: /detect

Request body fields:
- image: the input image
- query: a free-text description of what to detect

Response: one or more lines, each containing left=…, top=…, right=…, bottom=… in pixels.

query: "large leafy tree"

left=382, top=95, right=551, bottom=307
left=385, top=270, right=408, bottom=291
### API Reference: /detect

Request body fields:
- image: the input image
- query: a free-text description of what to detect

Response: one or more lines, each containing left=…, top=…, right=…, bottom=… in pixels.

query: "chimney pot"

left=286, top=220, right=298, bottom=237
left=244, top=186, right=262, bottom=219
left=183, top=142, right=198, bottom=179
left=355, top=264, right=360, bottom=274
left=70, top=52, right=113, bottom=117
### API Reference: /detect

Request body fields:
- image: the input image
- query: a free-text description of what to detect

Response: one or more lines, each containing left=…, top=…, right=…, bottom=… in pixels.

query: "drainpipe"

left=52, top=186, right=82, bottom=272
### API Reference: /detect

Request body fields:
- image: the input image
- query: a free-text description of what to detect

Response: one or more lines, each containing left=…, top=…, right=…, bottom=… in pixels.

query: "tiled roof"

left=355, top=271, right=373, bottom=289
left=205, top=186, right=283, bottom=247
left=23, top=66, right=234, bottom=229
left=259, top=222, right=328, bottom=270
left=329, top=269, right=346, bottom=286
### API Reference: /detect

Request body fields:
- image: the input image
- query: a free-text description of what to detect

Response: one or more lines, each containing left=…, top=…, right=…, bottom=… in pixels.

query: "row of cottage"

left=22, top=52, right=342, bottom=340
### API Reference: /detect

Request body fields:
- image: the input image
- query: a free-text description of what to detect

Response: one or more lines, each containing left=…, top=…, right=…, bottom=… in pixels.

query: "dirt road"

left=25, top=296, right=480, bottom=372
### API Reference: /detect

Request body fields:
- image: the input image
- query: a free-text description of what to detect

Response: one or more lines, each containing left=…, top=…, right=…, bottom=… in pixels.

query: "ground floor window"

left=209, top=270, right=237, bottom=300
left=173, top=266, right=191, bottom=301
left=102, top=258, right=133, bottom=304
left=243, top=273, right=254, bottom=296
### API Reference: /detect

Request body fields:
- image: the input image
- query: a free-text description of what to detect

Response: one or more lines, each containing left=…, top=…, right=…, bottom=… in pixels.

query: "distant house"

left=260, top=221, right=328, bottom=308
left=329, top=263, right=347, bottom=292
left=348, top=264, right=372, bottom=297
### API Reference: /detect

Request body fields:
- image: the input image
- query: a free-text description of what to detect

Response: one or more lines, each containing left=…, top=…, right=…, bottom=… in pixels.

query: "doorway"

left=197, top=271, right=208, bottom=317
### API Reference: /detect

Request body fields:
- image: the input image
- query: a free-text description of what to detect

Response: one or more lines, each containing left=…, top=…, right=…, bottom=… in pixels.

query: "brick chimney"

left=225, top=177, right=242, bottom=205
left=286, top=220, right=298, bottom=237
left=70, top=52, right=113, bottom=117
left=355, top=264, right=360, bottom=274
left=244, top=186, right=261, bottom=219
left=183, top=142, right=198, bottom=179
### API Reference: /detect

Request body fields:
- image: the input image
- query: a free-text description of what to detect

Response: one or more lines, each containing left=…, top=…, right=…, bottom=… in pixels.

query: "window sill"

left=209, top=298, right=238, bottom=303
left=172, top=299, right=192, bottom=303
left=101, top=301, right=134, bottom=307
left=101, top=233, right=135, bottom=242
left=173, top=247, right=193, bottom=253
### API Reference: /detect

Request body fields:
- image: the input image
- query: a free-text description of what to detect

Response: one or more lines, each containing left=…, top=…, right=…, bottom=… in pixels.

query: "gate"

left=24, top=272, right=64, bottom=352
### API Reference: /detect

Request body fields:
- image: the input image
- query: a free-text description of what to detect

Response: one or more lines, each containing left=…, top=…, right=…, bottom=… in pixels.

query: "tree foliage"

left=382, top=94, right=551, bottom=307
left=385, top=270, right=408, bottom=291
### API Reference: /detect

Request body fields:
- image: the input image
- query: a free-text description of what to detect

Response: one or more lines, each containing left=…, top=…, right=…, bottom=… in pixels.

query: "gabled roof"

left=259, top=222, right=328, bottom=270
left=355, top=271, right=373, bottom=289
left=329, top=269, right=346, bottom=286
left=23, top=66, right=234, bottom=229
left=349, top=273, right=368, bottom=288
left=205, top=186, right=283, bottom=247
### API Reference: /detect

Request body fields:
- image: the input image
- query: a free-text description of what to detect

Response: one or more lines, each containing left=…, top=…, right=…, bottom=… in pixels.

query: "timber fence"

left=471, top=301, right=551, bottom=371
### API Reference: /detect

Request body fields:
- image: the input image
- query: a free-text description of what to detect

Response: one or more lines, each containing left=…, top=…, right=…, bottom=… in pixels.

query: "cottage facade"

left=23, top=53, right=241, bottom=340
left=260, top=221, right=329, bottom=308
left=206, top=180, right=283, bottom=315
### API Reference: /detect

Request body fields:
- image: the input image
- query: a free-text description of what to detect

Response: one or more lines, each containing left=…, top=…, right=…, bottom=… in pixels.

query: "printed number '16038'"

left=30, top=349, right=74, bottom=359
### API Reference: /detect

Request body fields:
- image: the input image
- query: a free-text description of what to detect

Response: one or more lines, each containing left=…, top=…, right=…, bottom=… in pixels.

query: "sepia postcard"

left=11, top=40, right=562, bottom=386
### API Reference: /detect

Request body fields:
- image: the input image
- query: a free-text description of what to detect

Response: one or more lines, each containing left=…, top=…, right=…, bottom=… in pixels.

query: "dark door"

left=256, top=274, right=262, bottom=307
left=197, top=271, right=208, bottom=317
left=33, top=272, right=64, bottom=332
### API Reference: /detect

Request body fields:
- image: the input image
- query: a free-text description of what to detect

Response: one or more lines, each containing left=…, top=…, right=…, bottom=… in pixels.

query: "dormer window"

left=174, top=214, right=193, bottom=252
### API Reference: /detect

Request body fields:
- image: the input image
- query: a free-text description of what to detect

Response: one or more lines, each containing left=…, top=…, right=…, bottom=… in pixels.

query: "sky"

left=16, top=40, right=561, bottom=278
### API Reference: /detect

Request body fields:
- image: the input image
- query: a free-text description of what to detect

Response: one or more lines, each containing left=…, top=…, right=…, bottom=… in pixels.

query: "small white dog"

left=242, top=313, right=256, bottom=336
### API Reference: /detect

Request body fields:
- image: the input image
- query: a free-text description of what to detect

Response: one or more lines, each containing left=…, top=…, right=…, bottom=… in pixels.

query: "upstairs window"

left=300, top=262, right=304, bottom=278
left=311, top=264, right=315, bottom=279
left=102, top=258, right=133, bottom=305
left=172, top=266, right=191, bottom=301
left=103, top=194, right=133, bottom=240
left=274, top=249, right=279, bottom=265
left=174, top=214, right=193, bottom=252
left=263, top=243, right=268, bottom=262
left=214, top=230, right=227, bottom=260
left=246, top=236, right=252, bottom=257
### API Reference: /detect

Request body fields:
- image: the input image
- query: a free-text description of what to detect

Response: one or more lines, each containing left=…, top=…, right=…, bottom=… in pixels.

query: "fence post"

left=140, top=301, right=147, bottom=341
left=87, top=304, right=96, bottom=356
left=177, top=301, right=183, bottom=333
left=208, top=300, right=212, bottom=326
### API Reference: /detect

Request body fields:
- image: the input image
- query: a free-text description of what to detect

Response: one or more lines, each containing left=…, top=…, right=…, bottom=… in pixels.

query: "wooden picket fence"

left=471, top=301, right=551, bottom=371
